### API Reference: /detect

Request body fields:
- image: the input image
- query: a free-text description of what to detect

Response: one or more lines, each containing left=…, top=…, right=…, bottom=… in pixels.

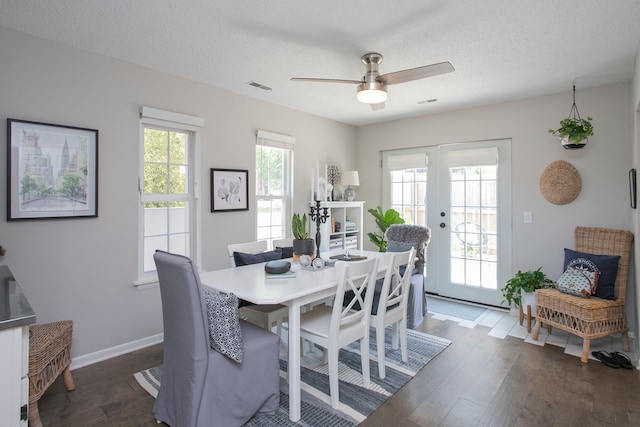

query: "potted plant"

left=291, top=213, right=315, bottom=260
left=548, top=83, right=594, bottom=150
left=367, top=206, right=405, bottom=252
left=548, top=116, right=593, bottom=149
left=501, top=267, right=554, bottom=310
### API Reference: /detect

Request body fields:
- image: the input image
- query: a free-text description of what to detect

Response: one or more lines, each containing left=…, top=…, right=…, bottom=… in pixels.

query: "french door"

left=382, top=139, right=511, bottom=306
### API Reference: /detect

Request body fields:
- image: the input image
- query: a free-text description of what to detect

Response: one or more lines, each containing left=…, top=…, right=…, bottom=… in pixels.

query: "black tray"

left=329, top=254, right=367, bottom=261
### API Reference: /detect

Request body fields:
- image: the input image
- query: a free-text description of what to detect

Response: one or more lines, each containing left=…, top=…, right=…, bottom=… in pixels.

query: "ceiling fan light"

left=357, top=82, right=387, bottom=104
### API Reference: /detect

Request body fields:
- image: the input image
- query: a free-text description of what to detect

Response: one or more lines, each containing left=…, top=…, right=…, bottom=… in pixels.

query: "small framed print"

left=211, top=168, right=249, bottom=212
left=7, top=119, right=98, bottom=220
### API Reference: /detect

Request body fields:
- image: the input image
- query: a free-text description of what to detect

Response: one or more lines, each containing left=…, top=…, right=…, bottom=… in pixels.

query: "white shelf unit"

left=309, top=201, right=365, bottom=255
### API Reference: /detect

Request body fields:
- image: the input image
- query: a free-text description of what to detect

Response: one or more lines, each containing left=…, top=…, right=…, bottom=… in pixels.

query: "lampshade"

left=357, top=82, right=387, bottom=104
left=341, top=171, right=360, bottom=186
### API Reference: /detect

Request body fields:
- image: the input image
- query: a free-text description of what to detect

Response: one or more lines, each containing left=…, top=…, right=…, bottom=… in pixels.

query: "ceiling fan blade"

left=370, top=102, right=385, bottom=111
left=290, top=77, right=362, bottom=84
left=379, top=61, right=454, bottom=85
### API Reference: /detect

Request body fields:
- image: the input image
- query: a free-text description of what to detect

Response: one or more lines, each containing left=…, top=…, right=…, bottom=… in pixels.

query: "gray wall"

left=1, top=25, right=638, bottom=364
left=356, top=82, right=637, bottom=342
left=0, top=27, right=356, bottom=362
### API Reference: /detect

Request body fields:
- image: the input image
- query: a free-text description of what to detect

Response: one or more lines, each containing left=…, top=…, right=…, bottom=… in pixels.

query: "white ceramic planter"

left=520, top=289, right=537, bottom=317
left=560, top=136, right=587, bottom=150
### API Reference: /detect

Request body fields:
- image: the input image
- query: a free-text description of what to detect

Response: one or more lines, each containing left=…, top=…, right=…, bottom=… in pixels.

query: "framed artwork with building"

left=7, top=119, right=99, bottom=220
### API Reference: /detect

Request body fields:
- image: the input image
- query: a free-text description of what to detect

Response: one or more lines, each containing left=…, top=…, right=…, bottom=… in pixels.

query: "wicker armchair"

left=532, top=226, right=633, bottom=363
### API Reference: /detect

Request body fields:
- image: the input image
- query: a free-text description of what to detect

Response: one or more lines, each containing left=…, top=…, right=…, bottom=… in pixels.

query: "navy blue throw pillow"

left=276, top=246, right=294, bottom=259
left=233, top=248, right=282, bottom=266
left=563, top=248, right=620, bottom=300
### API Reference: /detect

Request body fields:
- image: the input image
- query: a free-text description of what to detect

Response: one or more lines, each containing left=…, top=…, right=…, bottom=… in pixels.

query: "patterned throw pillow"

left=556, top=266, right=599, bottom=298
left=204, top=291, right=244, bottom=363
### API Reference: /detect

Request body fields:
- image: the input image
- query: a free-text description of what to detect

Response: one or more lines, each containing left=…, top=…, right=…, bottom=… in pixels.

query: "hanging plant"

left=548, top=83, right=594, bottom=149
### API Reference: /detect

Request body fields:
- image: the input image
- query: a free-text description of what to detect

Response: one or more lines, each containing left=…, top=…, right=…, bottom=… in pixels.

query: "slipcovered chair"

left=153, top=250, right=280, bottom=427
left=533, top=226, right=634, bottom=363
left=385, top=224, right=431, bottom=328
left=227, top=240, right=289, bottom=338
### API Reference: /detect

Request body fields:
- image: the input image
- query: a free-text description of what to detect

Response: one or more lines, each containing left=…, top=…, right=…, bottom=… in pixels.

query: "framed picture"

left=7, top=119, right=98, bottom=220
left=211, top=168, right=249, bottom=212
left=629, top=168, right=637, bottom=209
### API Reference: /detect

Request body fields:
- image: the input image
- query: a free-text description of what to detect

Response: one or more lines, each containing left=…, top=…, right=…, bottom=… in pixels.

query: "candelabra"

left=309, top=200, right=329, bottom=259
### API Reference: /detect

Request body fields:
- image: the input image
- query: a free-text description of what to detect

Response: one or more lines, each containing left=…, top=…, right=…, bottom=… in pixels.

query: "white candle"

left=310, top=168, right=315, bottom=201
left=316, top=160, right=320, bottom=199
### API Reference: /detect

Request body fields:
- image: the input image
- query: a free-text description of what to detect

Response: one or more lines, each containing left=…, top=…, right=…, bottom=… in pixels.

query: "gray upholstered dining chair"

left=153, top=250, right=280, bottom=427
left=385, top=224, right=431, bottom=328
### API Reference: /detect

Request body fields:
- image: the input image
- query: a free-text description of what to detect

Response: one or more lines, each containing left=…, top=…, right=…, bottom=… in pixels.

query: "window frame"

left=255, top=130, right=295, bottom=247
left=136, top=107, right=203, bottom=286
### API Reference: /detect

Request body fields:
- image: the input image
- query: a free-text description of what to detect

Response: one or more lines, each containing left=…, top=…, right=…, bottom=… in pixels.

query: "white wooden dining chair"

left=371, top=248, right=416, bottom=378
left=228, top=240, right=269, bottom=267
left=272, top=238, right=294, bottom=250
left=227, top=241, right=289, bottom=339
left=299, top=257, right=379, bottom=409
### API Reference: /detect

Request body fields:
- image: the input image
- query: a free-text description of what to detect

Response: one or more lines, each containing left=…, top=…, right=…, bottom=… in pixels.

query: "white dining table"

left=199, top=250, right=381, bottom=422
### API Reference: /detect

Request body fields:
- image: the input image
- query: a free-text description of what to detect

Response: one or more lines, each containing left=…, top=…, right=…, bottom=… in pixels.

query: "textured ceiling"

left=1, top=0, right=639, bottom=126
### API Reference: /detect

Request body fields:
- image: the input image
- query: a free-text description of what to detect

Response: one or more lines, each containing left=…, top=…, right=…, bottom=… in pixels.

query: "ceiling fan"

left=291, top=52, right=454, bottom=110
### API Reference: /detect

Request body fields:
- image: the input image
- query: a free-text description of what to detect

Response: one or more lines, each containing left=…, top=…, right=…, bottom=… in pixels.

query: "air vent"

left=246, top=81, right=272, bottom=91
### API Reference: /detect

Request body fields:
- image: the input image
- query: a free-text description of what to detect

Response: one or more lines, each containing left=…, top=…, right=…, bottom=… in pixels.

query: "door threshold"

left=426, top=292, right=508, bottom=312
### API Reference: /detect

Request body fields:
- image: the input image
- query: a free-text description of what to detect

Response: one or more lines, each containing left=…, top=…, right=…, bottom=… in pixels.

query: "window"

left=138, top=107, right=203, bottom=283
left=383, top=149, right=428, bottom=226
left=255, top=130, right=294, bottom=246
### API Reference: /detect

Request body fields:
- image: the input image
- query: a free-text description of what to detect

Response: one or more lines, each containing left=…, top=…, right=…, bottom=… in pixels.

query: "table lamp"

left=341, top=171, right=359, bottom=201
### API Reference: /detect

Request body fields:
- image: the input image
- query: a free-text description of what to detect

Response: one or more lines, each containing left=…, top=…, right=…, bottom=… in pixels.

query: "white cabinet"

left=309, top=201, right=365, bottom=254
left=0, top=326, right=30, bottom=426
left=0, top=267, right=35, bottom=427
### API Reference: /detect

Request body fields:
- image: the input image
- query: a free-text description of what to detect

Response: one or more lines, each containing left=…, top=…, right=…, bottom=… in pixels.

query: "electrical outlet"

left=523, top=211, right=533, bottom=223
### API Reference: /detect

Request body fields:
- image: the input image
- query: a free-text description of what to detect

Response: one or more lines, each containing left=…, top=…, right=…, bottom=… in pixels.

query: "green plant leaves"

left=292, top=213, right=308, bottom=240
left=367, top=206, right=405, bottom=252
left=548, top=116, right=594, bottom=143
left=501, top=267, right=553, bottom=307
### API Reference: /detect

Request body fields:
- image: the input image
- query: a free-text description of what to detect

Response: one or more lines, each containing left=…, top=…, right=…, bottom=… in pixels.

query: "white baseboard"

left=70, top=333, right=164, bottom=370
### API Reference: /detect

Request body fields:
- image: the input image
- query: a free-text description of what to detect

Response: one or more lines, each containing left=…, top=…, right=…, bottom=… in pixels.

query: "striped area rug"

left=134, top=327, right=450, bottom=426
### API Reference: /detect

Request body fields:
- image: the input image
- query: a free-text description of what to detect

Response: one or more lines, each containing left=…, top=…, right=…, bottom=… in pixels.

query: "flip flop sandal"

left=591, top=351, right=620, bottom=368
left=612, top=351, right=634, bottom=369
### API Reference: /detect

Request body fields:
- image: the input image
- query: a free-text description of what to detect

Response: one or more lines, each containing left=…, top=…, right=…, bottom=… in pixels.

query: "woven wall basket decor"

left=539, top=160, right=581, bottom=205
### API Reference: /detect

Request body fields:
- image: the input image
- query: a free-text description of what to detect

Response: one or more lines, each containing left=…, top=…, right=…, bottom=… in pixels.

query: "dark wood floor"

left=37, top=314, right=640, bottom=426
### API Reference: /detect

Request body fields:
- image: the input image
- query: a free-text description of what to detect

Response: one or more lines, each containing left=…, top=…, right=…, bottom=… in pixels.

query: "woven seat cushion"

left=536, top=288, right=625, bottom=319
